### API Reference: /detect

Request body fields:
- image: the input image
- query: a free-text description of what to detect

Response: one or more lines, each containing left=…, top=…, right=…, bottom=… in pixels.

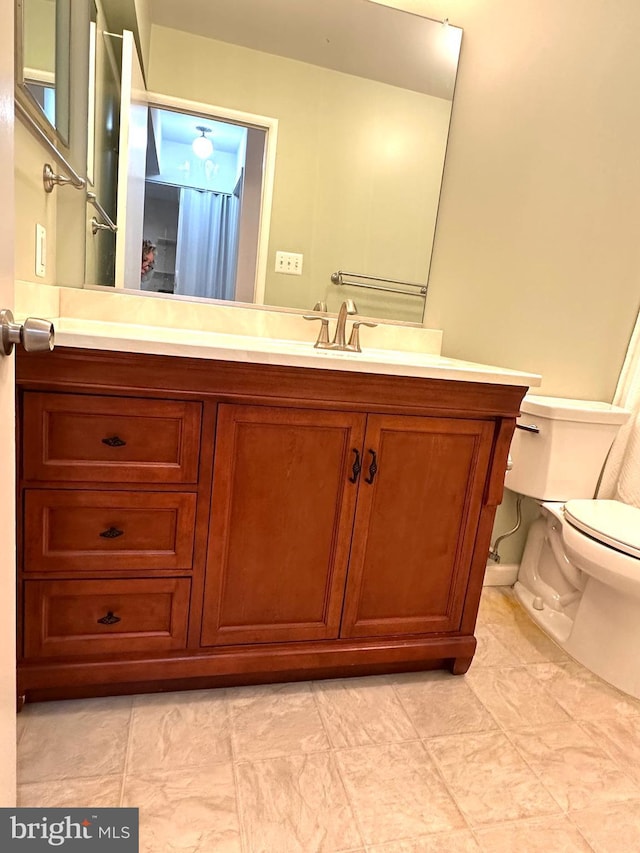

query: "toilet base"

left=515, top=575, right=640, bottom=700
left=513, top=581, right=573, bottom=645
left=565, top=576, right=640, bottom=699
left=514, top=499, right=640, bottom=699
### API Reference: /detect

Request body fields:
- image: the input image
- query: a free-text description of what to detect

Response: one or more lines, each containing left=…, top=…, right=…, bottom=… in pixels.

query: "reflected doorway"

left=141, top=107, right=266, bottom=302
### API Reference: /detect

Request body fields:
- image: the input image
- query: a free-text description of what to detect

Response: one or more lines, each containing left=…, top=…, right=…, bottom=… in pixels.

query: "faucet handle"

left=303, top=313, right=331, bottom=347
left=347, top=320, right=377, bottom=353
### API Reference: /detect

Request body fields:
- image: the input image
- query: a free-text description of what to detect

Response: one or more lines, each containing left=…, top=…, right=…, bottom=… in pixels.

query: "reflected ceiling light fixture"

left=192, top=125, right=213, bottom=159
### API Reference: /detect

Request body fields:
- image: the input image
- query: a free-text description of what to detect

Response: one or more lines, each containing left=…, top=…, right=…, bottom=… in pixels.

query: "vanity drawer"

left=22, top=393, right=202, bottom=483
left=23, top=578, right=191, bottom=658
left=24, top=490, right=197, bottom=573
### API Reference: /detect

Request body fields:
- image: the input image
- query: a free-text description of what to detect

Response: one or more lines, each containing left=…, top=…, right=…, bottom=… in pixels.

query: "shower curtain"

left=599, top=307, right=640, bottom=508
left=174, top=188, right=240, bottom=301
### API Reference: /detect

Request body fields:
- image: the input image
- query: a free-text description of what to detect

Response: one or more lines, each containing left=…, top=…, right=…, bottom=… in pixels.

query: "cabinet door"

left=201, top=404, right=366, bottom=646
left=341, top=414, right=494, bottom=638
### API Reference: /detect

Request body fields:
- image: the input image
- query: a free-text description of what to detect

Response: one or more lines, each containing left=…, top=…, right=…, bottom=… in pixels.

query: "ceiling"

left=147, top=0, right=462, bottom=101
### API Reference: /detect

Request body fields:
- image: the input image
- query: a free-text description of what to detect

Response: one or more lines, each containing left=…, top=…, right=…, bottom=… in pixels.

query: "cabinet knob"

left=101, top=436, right=127, bottom=447
left=364, top=449, right=378, bottom=484
left=99, top=527, right=124, bottom=539
left=97, top=611, right=121, bottom=625
left=349, top=448, right=362, bottom=483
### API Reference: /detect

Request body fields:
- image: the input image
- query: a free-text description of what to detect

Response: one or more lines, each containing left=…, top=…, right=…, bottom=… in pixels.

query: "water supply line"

left=488, top=494, right=523, bottom=563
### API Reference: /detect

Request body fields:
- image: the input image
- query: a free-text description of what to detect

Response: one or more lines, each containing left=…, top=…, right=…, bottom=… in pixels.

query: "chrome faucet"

left=332, top=299, right=357, bottom=348
left=304, top=299, right=376, bottom=352
left=346, top=319, right=377, bottom=352
left=303, top=302, right=331, bottom=348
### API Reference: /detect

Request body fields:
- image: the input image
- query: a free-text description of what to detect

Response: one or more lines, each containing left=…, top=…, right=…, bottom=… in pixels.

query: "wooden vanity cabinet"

left=16, top=347, right=526, bottom=704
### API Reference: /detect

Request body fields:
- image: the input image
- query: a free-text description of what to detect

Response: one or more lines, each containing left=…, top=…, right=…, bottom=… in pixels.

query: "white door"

left=114, top=30, right=148, bottom=289
left=0, top=0, right=17, bottom=807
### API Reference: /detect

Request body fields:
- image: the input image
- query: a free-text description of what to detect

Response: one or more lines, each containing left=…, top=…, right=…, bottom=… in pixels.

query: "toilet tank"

left=504, top=395, right=630, bottom=501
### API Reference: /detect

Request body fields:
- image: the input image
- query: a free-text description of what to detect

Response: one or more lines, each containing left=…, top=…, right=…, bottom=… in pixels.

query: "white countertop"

left=51, top=317, right=541, bottom=387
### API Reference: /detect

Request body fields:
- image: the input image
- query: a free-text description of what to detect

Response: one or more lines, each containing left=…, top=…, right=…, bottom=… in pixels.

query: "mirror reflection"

left=141, top=109, right=266, bottom=304
left=17, top=0, right=70, bottom=144
left=96, top=0, right=462, bottom=325
left=16, top=0, right=462, bottom=327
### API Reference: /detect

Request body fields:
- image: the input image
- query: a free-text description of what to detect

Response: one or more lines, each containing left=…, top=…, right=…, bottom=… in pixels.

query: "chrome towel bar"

left=331, top=270, right=427, bottom=298
left=87, top=192, right=117, bottom=233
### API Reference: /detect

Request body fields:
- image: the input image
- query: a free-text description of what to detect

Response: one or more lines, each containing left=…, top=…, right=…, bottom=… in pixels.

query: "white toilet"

left=505, top=394, right=640, bottom=698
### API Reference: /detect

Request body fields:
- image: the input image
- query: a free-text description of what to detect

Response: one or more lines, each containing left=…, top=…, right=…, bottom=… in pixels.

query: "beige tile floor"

left=16, top=586, right=640, bottom=853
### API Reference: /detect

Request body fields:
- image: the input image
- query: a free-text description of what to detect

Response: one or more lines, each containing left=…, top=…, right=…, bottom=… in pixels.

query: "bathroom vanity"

left=15, top=333, right=535, bottom=704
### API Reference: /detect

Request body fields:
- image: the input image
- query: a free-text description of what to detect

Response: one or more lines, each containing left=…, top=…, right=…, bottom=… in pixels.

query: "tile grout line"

left=228, top=691, right=255, bottom=853
left=465, top=631, right=589, bottom=824
left=387, top=668, right=531, bottom=844
left=386, top=675, right=435, bottom=743
left=309, top=683, right=368, bottom=851
left=117, top=698, right=136, bottom=809
left=569, top=720, right=640, bottom=813
left=563, top=810, right=609, bottom=853
left=498, top=723, right=575, bottom=818
left=419, top=734, right=493, bottom=840
left=458, top=593, right=640, bottom=848
left=463, top=662, right=552, bottom=735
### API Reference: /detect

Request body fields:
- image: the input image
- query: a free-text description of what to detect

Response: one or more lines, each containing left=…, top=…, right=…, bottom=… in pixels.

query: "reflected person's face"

left=141, top=250, right=155, bottom=277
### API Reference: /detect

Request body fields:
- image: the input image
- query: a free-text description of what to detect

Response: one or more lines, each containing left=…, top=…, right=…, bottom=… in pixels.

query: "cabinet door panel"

left=341, top=415, right=493, bottom=638
left=201, top=405, right=366, bottom=646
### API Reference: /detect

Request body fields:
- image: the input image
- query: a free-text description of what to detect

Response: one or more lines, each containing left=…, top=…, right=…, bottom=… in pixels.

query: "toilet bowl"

left=561, top=498, right=640, bottom=697
left=505, top=395, right=640, bottom=697
left=564, top=499, right=640, bottom=595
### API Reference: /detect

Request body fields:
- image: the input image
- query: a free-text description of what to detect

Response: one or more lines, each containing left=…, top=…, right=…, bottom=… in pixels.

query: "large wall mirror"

left=17, top=0, right=462, bottom=327
left=88, top=0, right=463, bottom=325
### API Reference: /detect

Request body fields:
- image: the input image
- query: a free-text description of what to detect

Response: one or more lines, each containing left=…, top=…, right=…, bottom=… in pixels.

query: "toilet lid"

left=563, top=500, right=640, bottom=559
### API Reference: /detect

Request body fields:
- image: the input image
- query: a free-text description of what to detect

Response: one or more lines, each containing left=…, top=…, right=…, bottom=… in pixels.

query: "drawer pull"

left=99, top=526, right=124, bottom=539
left=349, top=448, right=362, bottom=483
left=101, top=436, right=127, bottom=447
left=97, top=611, right=121, bottom=625
left=364, top=449, right=378, bottom=484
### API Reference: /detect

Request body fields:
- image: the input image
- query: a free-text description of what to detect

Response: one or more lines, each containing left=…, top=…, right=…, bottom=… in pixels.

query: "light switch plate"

left=275, top=251, right=303, bottom=275
left=35, top=223, right=46, bottom=278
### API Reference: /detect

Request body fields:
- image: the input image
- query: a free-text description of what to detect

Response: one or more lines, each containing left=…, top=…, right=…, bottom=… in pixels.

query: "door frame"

left=0, top=0, right=16, bottom=806
left=115, top=30, right=148, bottom=290
left=146, top=91, right=278, bottom=306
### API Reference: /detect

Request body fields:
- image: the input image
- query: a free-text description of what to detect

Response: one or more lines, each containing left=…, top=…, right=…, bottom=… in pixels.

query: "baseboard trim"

left=483, top=562, right=519, bottom=587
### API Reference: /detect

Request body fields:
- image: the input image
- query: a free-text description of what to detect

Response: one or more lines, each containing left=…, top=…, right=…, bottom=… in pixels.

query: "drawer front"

left=24, top=491, right=197, bottom=573
left=23, top=578, right=190, bottom=658
left=23, top=393, right=202, bottom=483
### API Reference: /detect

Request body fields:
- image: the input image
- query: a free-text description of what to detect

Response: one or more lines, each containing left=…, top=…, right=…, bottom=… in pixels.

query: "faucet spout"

left=333, top=299, right=357, bottom=348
